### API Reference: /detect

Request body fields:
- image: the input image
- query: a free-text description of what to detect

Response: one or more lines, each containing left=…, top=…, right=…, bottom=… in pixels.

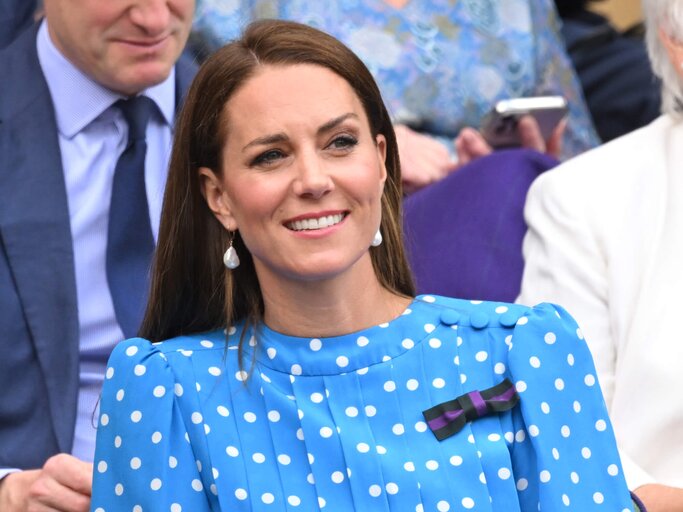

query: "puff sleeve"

left=90, top=339, right=214, bottom=512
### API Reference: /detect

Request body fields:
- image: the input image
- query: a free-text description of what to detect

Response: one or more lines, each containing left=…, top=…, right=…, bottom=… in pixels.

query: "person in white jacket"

left=517, top=0, right=683, bottom=510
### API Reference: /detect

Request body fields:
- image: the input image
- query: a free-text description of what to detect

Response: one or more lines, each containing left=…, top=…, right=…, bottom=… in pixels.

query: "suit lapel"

left=0, top=26, right=79, bottom=454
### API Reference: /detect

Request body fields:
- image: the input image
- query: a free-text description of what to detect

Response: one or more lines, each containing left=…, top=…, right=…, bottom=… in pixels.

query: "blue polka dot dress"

left=91, top=296, right=633, bottom=511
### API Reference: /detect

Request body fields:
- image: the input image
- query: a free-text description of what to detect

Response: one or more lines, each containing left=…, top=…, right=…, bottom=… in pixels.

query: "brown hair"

left=140, top=19, right=415, bottom=343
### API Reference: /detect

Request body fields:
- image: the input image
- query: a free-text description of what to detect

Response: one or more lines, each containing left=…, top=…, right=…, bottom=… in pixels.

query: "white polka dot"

left=384, top=381, right=396, bottom=392
left=296, top=428, right=304, bottom=441
left=262, top=493, right=274, bottom=504
left=515, top=381, right=527, bottom=392
left=424, top=323, right=436, bottom=333
left=386, top=482, right=399, bottom=495
left=100, top=414, right=110, bottom=426
left=495, top=305, right=509, bottom=314
left=432, top=378, right=445, bottom=388
left=529, top=356, right=541, bottom=368
left=516, top=316, right=529, bottom=326
left=369, top=484, right=382, bottom=497
left=593, top=492, right=604, bottom=504
left=460, top=374, right=467, bottom=384
left=462, top=497, right=475, bottom=509
left=125, top=345, right=138, bottom=356
left=376, top=445, right=387, bottom=455
left=235, top=488, right=247, bottom=500
left=114, top=436, right=122, bottom=448
left=149, top=431, right=162, bottom=444
left=116, top=389, right=125, bottom=401
left=331, top=471, right=344, bottom=483
left=310, top=392, right=324, bottom=403
left=208, top=366, right=221, bottom=376
left=174, top=383, right=183, bottom=396
left=415, top=421, right=428, bottom=433
left=195, top=382, right=201, bottom=392
left=266, top=347, right=277, bottom=359
left=562, top=494, right=570, bottom=506
left=498, top=468, right=511, bottom=480
left=365, top=405, right=377, bottom=417
left=494, top=362, right=506, bottom=374
left=392, top=424, right=405, bottom=435
left=134, top=364, right=146, bottom=376
left=309, top=338, right=322, bottom=351
left=544, top=332, right=557, bottom=344
left=307, top=453, right=315, bottom=464
left=426, top=460, right=439, bottom=470
left=567, top=353, right=575, bottom=366
left=608, top=464, right=619, bottom=476
left=130, top=411, right=142, bottom=423
left=402, top=338, right=415, bottom=349
left=528, top=425, right=540, bottom=437
left=278, top=454, right=291, bottom=465
left=453, top=355, right=460, bottom=365
left=475, top=351, right=488, bottom=362
left=267, top=410, right=280, bottom=422
left=555, top=378, right=565, bottom=390
left=356, top=442, right=370, bottom=453
left=540, top=470, right=551, bottom=483
left=571, top=472, right=579, bottom=484
left=190, top=479, right=203, bottom=492
left=581, top=447, right=592, bottom=459
left=585, top=374, right=596, bottom=386
left=200, top=339, right=214, bottom=348
left=291, top=364, right=302, bottom=375
left=429, top=338, right=442, bottom=349
left=357, top=336, right=369, bottom=347
left=252, top=452, right=265, bottom=463
left=406, top=379, right=419, bottom=391
left=216, top=406, right=230, bottom=418
left=97, top=461, right=107, bottom=473
left=561, top=425, right=571, bottom=437
left=130, top=457, right=141, bottom=470
left=244, top=412, right=256, bottom=423
left=152, top=385, right=166, bottom=398
left=288, top=495, right=301, bottom=506
left=235, top=370, right=247, bottom=382
left=515, top=430, right=526, bottom=442
left=336, top=356, right=349, bottom=368
left=437, top=500, right=450, bottom=511
left=226, top=446, right=239, bottom=457
left=404, top=461, right=416, bottom=471
left=450, top=455, right=463, bottom=466
left=504, top=431, right=514, bottom=443
left=150, top=478, right=162, bottom=491
left=541, top=402, right=550, bottom=414
left=422, top=295, right=436, bottom=303
left=320, top=427, right=333, bottom=438
left=345, top=406, right=358, bottom=417
left=516, top=478, right=528, bottom=491
left=190, top=412, right=202, bottom=424
left=595, top=419, right=607, bottom=432
left=318, top=497, right=326, bottom=508
left=552, top=448, right=560, bottom=460
left=115, top=483, right=124, bottom=495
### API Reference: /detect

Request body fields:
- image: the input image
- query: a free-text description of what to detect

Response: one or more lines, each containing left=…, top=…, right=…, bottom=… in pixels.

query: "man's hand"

left=394, top=124, right=456, bottom=194
left=634, top=483, right=683, bottom=512
left=0, top=454, right=92, bottom=512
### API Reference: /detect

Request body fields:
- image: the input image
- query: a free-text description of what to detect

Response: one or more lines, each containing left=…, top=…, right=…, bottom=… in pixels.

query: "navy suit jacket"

left=0, top=25, right=196, bottom=469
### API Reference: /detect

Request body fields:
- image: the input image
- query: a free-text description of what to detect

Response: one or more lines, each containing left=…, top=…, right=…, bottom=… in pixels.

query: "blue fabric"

left=106, top=97, right=157, bottom=339
left=193, top=0, right=599, bottom=160
left=92, top=296, right=633, bottom=511
left=0, top=24, right=197, bottom=469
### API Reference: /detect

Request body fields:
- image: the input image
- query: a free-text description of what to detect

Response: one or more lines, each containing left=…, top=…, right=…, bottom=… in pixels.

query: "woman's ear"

left=659, top=28, right=683, bottom=80
left=198, top=167, right=237, bottom=231
left=375, top=134, right=388, bottom=186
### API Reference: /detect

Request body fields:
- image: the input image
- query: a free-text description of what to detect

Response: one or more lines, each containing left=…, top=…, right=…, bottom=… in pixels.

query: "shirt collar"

left=36, top=19, right=176, bottom=139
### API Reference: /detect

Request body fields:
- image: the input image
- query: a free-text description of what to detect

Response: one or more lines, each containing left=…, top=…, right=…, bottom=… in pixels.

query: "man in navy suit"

left=0, top=0, right=197, bottom=509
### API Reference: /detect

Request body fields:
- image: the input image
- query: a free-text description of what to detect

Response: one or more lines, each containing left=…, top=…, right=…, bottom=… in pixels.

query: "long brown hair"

left=140, top=19, right=415, bottom=343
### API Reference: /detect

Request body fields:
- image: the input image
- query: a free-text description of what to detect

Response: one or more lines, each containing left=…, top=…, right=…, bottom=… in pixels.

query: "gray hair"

left=644, top=0, right=683, bottom=117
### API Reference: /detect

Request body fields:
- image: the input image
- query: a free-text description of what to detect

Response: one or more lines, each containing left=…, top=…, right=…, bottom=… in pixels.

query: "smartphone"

left=480, top=96, right=568, bottom=148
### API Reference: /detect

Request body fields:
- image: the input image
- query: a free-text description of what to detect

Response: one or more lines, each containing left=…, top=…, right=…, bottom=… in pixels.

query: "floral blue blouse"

left=90, top=296, right=632, bottom=511
left=193, top=0, right=600, bottom=160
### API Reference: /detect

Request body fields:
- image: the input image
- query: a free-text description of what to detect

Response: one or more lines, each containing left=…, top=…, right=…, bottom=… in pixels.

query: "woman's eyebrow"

left=317, top=113, right=359, bottom=135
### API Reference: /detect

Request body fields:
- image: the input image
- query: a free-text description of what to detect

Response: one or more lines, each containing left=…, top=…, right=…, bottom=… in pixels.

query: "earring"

left=223, top=232, right=240, bottom=269
left=371, top=228, right=383, bottom=247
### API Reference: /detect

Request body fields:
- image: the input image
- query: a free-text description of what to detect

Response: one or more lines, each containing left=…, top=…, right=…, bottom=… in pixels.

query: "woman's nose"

left=292, top=153, right=334, bottom=199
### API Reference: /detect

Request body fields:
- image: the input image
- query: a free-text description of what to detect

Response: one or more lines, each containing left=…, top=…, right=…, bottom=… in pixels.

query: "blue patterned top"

left=91, top=296, right=632, bottom=511
left=193, top=0, right=600, bottom=160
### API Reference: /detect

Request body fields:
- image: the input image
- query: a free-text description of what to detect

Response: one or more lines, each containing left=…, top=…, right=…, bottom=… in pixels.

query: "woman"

left=91, top=20, right=633, bottom=511
left=192, top=0, right=599, bottom=191
left=518, top=0, right=683, bottom=509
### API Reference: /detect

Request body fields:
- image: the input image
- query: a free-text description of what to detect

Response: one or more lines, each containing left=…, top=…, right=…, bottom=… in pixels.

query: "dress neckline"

left=249, top=296, right=441, bottom=376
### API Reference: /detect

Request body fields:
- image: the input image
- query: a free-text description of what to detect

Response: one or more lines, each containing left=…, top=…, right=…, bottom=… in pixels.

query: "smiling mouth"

left=285, top=213, right=346, bottom=231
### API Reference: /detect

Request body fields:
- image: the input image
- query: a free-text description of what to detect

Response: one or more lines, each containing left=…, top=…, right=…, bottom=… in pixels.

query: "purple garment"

left=403, top=149, right=558, bottom=302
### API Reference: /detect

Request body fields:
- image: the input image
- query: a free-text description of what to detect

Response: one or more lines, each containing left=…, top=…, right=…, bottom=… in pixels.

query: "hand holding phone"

left=480, top=96, right=568, bottom=148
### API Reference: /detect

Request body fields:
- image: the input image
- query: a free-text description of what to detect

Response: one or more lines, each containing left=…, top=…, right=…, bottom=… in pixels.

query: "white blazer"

left=518, top=115, right=683, bottom=490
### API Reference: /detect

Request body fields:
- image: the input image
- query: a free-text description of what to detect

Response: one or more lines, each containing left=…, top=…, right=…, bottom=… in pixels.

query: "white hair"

left=644, top=0, right=683, bottom=117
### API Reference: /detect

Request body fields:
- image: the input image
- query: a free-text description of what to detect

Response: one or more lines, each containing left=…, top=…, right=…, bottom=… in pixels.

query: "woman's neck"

left=258, top=257, right=411, bottom=338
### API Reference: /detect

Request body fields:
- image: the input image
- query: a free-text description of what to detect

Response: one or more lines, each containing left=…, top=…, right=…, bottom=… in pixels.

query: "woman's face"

left=201, top=64, right=387, bottom=288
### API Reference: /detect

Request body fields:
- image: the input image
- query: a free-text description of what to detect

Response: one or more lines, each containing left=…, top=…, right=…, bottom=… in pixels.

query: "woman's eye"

left=251, top=149, right=284, bottom=166
left=328, top=135, right=358, bottom=150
